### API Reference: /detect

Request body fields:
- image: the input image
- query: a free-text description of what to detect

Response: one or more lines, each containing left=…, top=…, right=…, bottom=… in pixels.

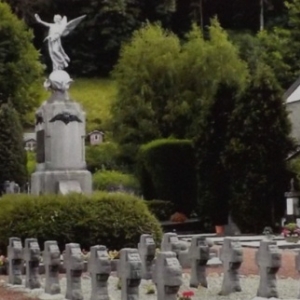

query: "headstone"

left=255, top=240, right=281, bottom=298
left=188, top=236, right=210, bottom=288
left=64, top=243, right=84, bottom=300
left=219, top=238, right=243, bottom=295
left=161, top=233, right=189, bottom=267
left=119, top=248, right=142, bottom=300
left=7, top=237, right=23, bottom=285
left=153, top=251, right=182, bottom=300
left=88, top=245, right=111, bottom=300
left=24, top=238, right=41, bottom=289
left=138, top=234, right=156, bottom=280
left=44, top=241, right=61, bottom=294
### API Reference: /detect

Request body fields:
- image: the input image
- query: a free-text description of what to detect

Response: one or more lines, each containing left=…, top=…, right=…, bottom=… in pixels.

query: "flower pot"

left=285, top=236, right=300, bottom=243
left=215, top=225, right=225, bottom=235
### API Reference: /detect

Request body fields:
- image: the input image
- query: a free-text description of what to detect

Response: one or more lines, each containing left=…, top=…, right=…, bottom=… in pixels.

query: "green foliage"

left=145, top=200, right=175, bottom=221
left=137, top=139, right=197, bottom=214
left=0, top=192, right=162, bottom=253
left=26, top=151, right=36, bottom=176
left=93, top=170, right=140, bottom=194
left=225, top=62, right=294, bottom=232
left=0, top=103, right=27, bottom=186
left=86, top=142, right=121, bottom=173
left=112, top=21, right=248, bottom=167
left=0, top=2, right=43, bottom=124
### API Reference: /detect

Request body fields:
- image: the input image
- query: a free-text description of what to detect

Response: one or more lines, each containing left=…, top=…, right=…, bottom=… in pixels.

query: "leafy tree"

left=111, top=23, right=182, bottom=166
left=112, top=21, right=248, bottom=167
left=0, top=2, right=43, bottom=124
left=0, top=103, right=27, bottom=187
left=225, top=62, right=294, bottom=232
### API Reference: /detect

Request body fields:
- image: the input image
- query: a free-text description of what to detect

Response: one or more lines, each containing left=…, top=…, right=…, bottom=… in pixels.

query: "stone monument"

left=31, top=13, right=92, bottom=195
left=7, top=237, right=23, bottom=285
left=88, top=245, right=111, bottom=300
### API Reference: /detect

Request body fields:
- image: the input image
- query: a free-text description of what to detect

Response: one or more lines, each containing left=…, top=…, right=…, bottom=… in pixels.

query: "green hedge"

left=93, top=170, right=140, bottom=194
left=137, top=139, right=197, bottom=215
left=145, top=200, right=175, bottom=221
left=0, top=192, right=162, bottom=253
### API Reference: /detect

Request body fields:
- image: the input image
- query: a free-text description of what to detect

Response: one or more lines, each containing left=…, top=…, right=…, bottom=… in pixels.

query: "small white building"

left=284, top=77, right=300, bottom=143
left=87, top=130, right=104, bottom=145
left=23, top=132, right=36, bottom=151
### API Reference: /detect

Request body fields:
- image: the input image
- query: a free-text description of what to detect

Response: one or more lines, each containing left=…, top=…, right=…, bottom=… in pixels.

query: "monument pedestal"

left=31, top=74, right=92, bottom=195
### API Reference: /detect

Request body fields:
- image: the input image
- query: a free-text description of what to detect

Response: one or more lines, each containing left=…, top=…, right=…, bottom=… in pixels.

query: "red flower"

left=182, top=291, right=194, bottom=297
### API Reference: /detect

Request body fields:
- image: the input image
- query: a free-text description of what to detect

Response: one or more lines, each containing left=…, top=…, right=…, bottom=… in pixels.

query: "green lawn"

left=41, top=78, right=117, bottom=133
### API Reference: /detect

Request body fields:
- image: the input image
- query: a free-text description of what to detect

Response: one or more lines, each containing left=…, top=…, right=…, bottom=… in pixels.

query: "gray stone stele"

left=188, top=235, right=210, bottom=288
left=64, top=243, right=84, bottom=300
left=44, top=241, right=61, bottom=295
left=152, top=251, right=183, bottom=300
left=255, top=240, right=282, bottom=298
left=31, top=88, right=92, bottom=195
left=88, top=245, right=111, bottom=300
left=7, top=237, right=23, bottom=285
left=161, top=233, right=189, bottom=267
left=119, top=248, right=142, bottom=300
left=137, top=234, right=156, bottom=280
left=219, top=237, right=243, bottom=296
left=24, top=238, right=42, bottom=289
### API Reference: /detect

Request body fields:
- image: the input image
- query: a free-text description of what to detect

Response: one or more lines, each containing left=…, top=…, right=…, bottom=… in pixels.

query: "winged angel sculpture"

left=35, top=14, right=86, bottom=71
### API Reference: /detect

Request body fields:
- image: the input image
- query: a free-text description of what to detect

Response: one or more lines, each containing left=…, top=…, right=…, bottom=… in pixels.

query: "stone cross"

left=255, top=240, right=281, bottom=298
left=219, top=238, right=243, bottom=296
left=138, top=234, right=156, bottom=280
left=7, top=237, right=23, bottom=285
left=88, top=245, right=111, bottom=300
left=43, top=241, right=61, bottom=295
left=64, top=243, right=84, bottom=300
left=24, top=238, right=41, bottom=289
left=119, top=248, right=142, bottom=300
left=188, top=235, right=210, bottom=288
left=153, top=251, right=182, bottom=300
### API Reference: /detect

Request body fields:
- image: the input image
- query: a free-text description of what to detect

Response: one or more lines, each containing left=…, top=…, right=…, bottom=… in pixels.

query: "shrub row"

left=137, top=139, right=197, bottom=215
left=145, top=200, right=175, bottom=221
left=0, top=192, right=162, bottom=254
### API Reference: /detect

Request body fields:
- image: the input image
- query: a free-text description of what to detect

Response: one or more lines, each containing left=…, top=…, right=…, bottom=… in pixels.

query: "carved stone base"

left=31, top=170, right=92, bottom=195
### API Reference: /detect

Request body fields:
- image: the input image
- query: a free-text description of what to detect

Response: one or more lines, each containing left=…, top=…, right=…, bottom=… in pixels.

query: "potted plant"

left=282, top=223, right=300, bottom=243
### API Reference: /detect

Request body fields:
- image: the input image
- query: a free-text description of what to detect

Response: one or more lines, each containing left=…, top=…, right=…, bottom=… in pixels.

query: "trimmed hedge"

left=145, top=200, right=175, bottom=221
left=93, top=170, right=140, bottom=194
left=0, top=192, right=162, bottom=253
left=137, top=139, right=197, bottom=214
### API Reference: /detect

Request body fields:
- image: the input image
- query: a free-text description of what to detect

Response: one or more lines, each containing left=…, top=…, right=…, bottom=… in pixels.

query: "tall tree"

left=225, top=63, right=294, bottom=232
left=0, top=1, right=43, bottom=125
left=0, top=103, right=27, bottom=186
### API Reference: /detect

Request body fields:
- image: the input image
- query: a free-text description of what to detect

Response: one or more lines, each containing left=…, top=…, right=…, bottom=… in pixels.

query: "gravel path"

left=0, top=247, right=299, bottom=300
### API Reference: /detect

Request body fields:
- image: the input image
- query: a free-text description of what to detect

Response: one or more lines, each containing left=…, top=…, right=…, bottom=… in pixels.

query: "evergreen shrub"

left=0, top=192, right=162, bottom=253
left=137, top=139, right=197, bottom=214
left=93, top=170, right=140, bottom=194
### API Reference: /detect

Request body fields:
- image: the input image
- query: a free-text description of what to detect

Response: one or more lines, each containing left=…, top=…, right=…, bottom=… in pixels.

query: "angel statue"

left=35, top=14, right=86, bottom=71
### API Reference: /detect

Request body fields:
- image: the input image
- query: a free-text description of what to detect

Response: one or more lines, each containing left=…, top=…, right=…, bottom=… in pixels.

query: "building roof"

left=284, top=76, right=300, bottom=104
left=87, top=130, right=104, bottom=136
left=23, top=132, right=36, bottom=142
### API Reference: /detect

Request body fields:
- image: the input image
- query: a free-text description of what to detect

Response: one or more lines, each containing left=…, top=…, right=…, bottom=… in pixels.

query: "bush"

left=137, top=139, right=197, bottom=214
left=93, top=170, right=140, bottom=194
left=86, top=142, right=121, bottom=173
left=0, top=192, right=162, bottom=253
left=145, top=200, right=175, bottom=221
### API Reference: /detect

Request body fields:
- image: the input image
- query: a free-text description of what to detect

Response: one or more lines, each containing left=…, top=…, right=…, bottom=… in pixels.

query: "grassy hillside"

left=39, top=78, right=116, bottom=133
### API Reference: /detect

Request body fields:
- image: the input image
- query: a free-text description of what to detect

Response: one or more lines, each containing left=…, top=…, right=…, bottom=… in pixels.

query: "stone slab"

left=58, top=180, right=82, bottom=194
left=241, top=240, right=300, bottom=249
